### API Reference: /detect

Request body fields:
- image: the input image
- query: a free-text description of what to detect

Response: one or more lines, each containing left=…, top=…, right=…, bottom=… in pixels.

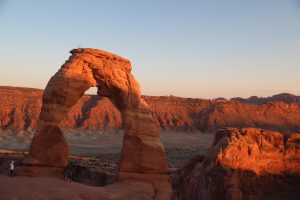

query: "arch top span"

left=70, top=48, right=132, bottom=70
left=39, top=48, right=142, bottom=125
left=21, top=48, right=169, bottom=180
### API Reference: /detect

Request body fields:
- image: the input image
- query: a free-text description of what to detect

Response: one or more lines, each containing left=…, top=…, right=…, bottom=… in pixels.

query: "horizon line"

left=0, top=85, right=299, bottom=100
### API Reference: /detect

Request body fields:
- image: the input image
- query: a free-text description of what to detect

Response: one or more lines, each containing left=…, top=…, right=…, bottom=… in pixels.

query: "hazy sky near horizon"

left=0, top=0, right=299, bottom=99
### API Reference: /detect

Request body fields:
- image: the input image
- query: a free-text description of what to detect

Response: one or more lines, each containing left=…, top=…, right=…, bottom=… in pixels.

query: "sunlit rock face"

left=170, top=127, right=300, bottom=200
left=23, top=48, right=168, bottom=175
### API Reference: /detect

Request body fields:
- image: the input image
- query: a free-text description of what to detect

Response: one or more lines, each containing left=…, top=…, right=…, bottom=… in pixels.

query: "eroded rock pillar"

left=20, top=50, right=95, bottom=174
left=119, top=106, right=169, bottom=174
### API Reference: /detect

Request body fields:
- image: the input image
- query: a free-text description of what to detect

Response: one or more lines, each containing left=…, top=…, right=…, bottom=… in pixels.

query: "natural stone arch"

left=21, top=48, right=169, bottom=179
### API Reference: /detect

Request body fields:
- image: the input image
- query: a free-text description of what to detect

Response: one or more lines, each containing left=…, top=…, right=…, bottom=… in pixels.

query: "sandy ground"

left=0, top=174, right=161, bottom=200
left=0, top=130, right=214, bottom=167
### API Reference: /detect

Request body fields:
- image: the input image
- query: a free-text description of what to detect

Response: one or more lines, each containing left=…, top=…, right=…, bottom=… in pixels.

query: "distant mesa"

left=1, top=86, right=300, bottom=133
left=231, top=93, right=300, bottom=106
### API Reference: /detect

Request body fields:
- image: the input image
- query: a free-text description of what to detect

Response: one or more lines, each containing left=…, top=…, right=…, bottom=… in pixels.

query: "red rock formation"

left=0, top=86, right=42, bottom=131
left=131, top=96, right=300, bottom=133
left=18, top=48, right=169, bottom=195
left=1, top=86, right=300, bottom=133
left=170, top=127, right=300, bottom=200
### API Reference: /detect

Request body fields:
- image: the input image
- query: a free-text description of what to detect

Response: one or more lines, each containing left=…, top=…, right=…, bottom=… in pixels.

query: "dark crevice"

left=23, top=106, right=31, bottom=130
left=3, top=108, right=16, bottom=129
left=76, top=95, right=100, bottom=128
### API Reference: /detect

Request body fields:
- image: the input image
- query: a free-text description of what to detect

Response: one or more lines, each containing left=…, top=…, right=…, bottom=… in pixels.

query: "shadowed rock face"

left=24, top=48, right=169, bottom=176
left=170, top=128, right=300, bottom=200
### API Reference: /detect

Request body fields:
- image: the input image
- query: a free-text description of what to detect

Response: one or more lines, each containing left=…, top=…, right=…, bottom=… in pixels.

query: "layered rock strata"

left=170, top=127, right=300, bottom=200
left=1, top=86, right=300, bottom=133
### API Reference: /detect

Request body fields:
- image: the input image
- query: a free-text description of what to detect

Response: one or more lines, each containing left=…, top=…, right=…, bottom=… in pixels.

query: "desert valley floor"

left=0, top=130, right=213, bottom=168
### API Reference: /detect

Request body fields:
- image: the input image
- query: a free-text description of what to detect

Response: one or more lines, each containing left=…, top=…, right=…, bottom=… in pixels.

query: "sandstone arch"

left=21, top=48, right=169, bottom=180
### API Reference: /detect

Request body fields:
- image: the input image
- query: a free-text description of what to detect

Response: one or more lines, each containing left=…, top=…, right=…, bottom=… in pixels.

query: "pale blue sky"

left=0, top=0, right=299, bottom=98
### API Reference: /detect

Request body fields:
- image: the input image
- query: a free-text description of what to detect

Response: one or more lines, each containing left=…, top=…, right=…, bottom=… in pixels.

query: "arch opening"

left=20, top=48, right=169, bottom=180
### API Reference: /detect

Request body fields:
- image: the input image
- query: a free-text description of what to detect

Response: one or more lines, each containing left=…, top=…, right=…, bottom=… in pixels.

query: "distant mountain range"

left=0, top=86, right=300, bottom=133
left=231, top=93, right=300, bottom=106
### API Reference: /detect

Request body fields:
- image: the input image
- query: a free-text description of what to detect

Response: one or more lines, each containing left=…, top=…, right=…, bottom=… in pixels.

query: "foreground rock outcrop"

left=1, top=86, right=300, bottom=133
left=170, top=128, right=300, bottom=200
left=0, top=174, right=166, bottom=200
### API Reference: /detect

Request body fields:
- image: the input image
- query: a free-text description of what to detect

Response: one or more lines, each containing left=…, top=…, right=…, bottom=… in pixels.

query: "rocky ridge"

left=170, top=127, right=300, bottom=200
left=231, top=93, right=300, bottom=106
left=1, top=86, right=300, bottom=133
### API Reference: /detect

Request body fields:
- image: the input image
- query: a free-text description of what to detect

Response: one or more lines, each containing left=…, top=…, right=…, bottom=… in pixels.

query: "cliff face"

left=1, top=86, right=300, bottom=133
left=170, top=128, right=300, bottom=200
left=0, top=86, right=42, bottom=131
left=144, top=96, right=300, bottom=133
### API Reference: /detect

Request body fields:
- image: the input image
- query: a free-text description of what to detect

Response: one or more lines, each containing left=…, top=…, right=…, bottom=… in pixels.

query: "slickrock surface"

left=0, top=175, right=163, bottom=200
left=170, top=128, right=300, bottom=200
left=0, top=150, right=169, bottom=200
left=1, top=86, right=300, bottom=133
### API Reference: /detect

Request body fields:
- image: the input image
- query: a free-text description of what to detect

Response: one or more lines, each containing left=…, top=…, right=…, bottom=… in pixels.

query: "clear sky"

left=0, top=0, right=299, bottom=99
